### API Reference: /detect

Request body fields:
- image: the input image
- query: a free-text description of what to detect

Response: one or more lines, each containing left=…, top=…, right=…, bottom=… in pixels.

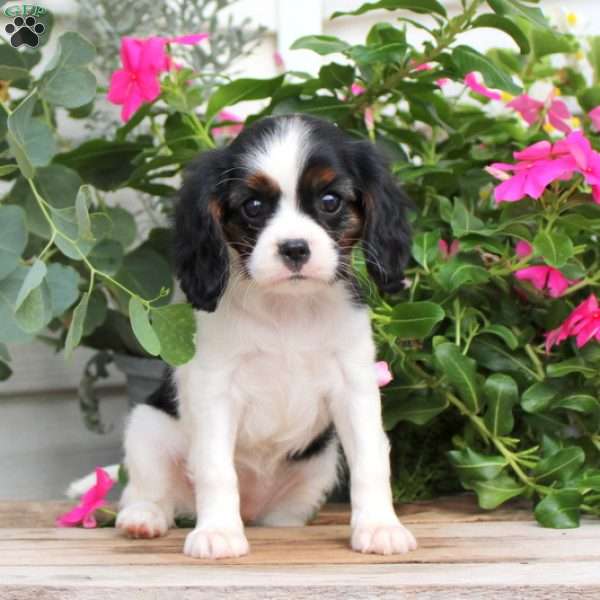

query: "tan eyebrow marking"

left=246, top=171, right=281, bottom=196
left=303, top=166, right=338, bottom=188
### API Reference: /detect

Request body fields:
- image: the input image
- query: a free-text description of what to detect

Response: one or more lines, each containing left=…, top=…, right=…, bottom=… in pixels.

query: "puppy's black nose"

left=278, top=239, right=310, bottom=271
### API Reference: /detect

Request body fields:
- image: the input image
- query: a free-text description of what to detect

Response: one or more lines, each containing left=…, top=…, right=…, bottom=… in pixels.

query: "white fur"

left=117, top=118, right=416, bottom=558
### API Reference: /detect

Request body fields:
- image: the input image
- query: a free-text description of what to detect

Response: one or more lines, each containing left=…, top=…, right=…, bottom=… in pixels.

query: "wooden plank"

left=0, top=495, right=533, bottom=528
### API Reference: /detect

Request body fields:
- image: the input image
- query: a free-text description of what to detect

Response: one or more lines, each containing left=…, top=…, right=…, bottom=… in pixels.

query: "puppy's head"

left=175, top=114, right=411, bottom=311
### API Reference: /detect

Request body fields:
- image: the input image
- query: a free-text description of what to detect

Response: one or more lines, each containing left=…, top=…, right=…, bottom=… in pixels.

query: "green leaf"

left=534, top=447, right=585, bottom=483
left=40, top=32, right=96, bottom=109
left=75, top=185, right=93, bottom=240
left=553, top=394, right=598, bottom=414
left=0, top=267, right=33, bottom=343
left=436, top=259, right=490, bottom=292
left=129, top=297, right=160, bottom=357
left=435, top=343, right=480, bottom=413
left=0, top=164, right=18, bottom=176
left=470, top=337, right=537, bottom=382
left=64, top=292, right=89, bottom=358
left=0, top=205, right=27, bottom=280
left=479, top=325, right=519, bottom=350
left=82, top=290, right=108, bottom=336
left=546, top=358, right=596, bottom=378
left=411, top=230, right=440, bottom=270
left=15, top=283, right=51, bottom=333
left=114, top=247, right=172, bottom=308
left=7, top=92, right=56, bottom=178
left=15, top=259, right=47, bottom=310
left=531, top=27, right=575, bottom=59
left=533, top=230, right=573, bottom=268
left=88, top=240, right=124, bottom=276
left=332, top=0, right=447, bottom=19
left=290, top=35, right=350, bottom=55
left=151, top=304, right=197, bottom=366
left=588, top=37, right=600, bottom=85
left=386, top=301, right=445, bottom=339
left=105, top=207, right=136, bottom=249
left=383, top=393, right=448, bottom=427
left=448, top=447, right=507, bottom=481
left=483, top=373, right=519, bottom=436
left=206, top=76, right=284, bottom=121
left=451, top=201, right=486, bottom=237
left=452, top=45, right=521, bottom=95
left=0, top=343, right=10, bottom=363
left=0, top=44, right=30, bottom=81
left=46, top=263, right=80, bottom=317
left=487, top=0, right=550, bottom=30
left=0, top=359, right=11, bottom=381
left=467, top=474, right=525, bottom=509
left=534, top=490, right=581, bottom=529
left=521, top=382, right=558, bottom=413
left=471, top=14, right=530, bottom=55
left=578, top=86, right=600, bottom=112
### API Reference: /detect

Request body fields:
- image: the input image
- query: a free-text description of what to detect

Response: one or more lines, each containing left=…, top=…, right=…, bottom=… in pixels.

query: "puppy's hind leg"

left=117, top=404, right=189, bottom=539
left=256, top=438, right=340, bottom=527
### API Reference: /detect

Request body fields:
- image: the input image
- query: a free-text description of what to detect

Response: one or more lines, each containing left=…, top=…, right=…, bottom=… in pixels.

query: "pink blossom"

left=56, top=468, right=114, bottom=528
left=547, top=99, right=572, bottom=134
left=351, top=83, right=366, bottom=96
left=273, top=51, right=285, bottom=69
left=438, top=239, right=460, bottom=260
left=546, top=295, right=600, bottom=352
left=490, top=140, right=575, bottom=203
left=435, top=78, right=450, bottom=88
left=464, top=72, right=501, bottom=101
left=507, top=94, right=544, bottom=125
left=212, top=110, right=244, bottom=137
left=107, top=34, right=208, bottom=122
left=515, top=240, right=533, bottom=258
left=364, top=106, right=375, bottom=135
left=375, top=361, right=393, bottom=387
left=515, top=266, right=576, bottom=298
left=589, top=106, right=600, bottom=130
left=411, top=62, right=432, bottom=72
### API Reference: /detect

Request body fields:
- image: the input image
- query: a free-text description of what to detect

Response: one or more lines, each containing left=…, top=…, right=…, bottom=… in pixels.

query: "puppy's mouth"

left=289, top=274, right=307, bottom=281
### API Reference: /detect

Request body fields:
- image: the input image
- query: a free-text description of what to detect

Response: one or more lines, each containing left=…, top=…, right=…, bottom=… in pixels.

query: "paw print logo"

left=5, top=16, right=45, bottom=48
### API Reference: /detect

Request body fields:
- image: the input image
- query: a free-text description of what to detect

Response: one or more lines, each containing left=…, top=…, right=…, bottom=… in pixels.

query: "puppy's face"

left=175, top=115, right=411, bottom=311
left=221, top=118, right=361, bottom=291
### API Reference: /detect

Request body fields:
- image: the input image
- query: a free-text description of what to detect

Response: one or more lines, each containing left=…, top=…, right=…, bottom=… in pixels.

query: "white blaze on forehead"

left=244, top=117, right=311, bottom=206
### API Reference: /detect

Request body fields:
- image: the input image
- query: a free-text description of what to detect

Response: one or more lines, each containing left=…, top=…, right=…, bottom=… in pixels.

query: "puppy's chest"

left=232, top=313, right=344, bottom=449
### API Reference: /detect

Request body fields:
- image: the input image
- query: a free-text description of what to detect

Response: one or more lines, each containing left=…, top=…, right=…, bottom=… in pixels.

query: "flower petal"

left=515, top=266, right=549, bottom=290
left=375, top=361, right=393, bottom=387
left=464, top=72, right=501, bottom=100
left=107, top=70, right=132, bottom=104
left=169, top=33, right=209, bottom=45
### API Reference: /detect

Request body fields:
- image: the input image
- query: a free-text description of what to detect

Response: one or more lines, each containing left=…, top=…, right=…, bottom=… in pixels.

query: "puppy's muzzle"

left=278, top=239, right=310, bottom=272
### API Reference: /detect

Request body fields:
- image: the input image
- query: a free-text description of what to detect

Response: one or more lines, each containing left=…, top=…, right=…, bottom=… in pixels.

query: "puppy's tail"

left=65, top=464, right=120, bottom=499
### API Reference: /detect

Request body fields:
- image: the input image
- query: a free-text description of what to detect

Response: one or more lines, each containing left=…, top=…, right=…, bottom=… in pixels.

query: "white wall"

left=2, top=0, right=599, bottom=500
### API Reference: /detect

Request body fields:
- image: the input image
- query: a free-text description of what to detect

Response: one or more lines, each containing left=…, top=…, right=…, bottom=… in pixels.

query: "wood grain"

left=1, top=498, right=599, bottom=598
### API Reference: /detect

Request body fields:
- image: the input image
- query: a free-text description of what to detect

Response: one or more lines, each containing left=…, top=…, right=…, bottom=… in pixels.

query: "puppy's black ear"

left=174, top=149, right=230, bottom=312
left=350, top=141, right=412, bottom=295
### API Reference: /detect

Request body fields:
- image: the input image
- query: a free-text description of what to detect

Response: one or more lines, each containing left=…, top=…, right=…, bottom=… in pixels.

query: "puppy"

left=116, top=114, right=415, bottom=558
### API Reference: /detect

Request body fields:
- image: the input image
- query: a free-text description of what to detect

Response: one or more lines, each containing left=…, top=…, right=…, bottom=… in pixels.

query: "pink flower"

left=56, top=468, right=114, bottom=528
left=507, top=94, right=544, bottom=125
left=438, top=239, right=460, bottom=260
left=351, top=83, right=366, bottom=96
left=515, top=240, right=533, bottom=258
left=375, top=361, right=393, bottom=387
left=546, top=295, right=600, bottom=351
left=108, top=34, right=208, bottom=122
left=273, top=51, right=285, bottom=69
left=435, top=78, right=450, bottom=88
left=464, top=72, right=502, bottom=101
left=364, top=106, right=375, bottom=135
left=412, top=62, right=432, bottom=72
left=547, top=99, right=572, bottom=134
left=212, top=110, right=244, bottom=137
left=515, top=266, right=576, bottom=298
left=589, top=106, right=600, bottom=130
left=490, top=140, right=575, bottom=203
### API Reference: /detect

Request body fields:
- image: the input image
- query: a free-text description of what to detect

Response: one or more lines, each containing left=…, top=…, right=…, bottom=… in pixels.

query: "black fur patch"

left=146, top=373, right=179, bottom=418
left=287, top=424, right=336, bottom=461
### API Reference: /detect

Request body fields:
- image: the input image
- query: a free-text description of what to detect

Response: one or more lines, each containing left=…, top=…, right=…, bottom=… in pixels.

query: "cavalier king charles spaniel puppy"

left=116, top=114, right=415, bottom=558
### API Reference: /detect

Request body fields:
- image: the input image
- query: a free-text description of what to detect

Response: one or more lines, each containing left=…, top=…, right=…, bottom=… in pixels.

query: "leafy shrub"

left=2, top=0, right=600, bottom=527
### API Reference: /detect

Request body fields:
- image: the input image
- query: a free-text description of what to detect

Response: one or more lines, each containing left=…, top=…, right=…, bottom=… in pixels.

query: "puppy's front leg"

left=330, top=357, right=417, bottom=555
left=179, top=369, right=249, bottom=559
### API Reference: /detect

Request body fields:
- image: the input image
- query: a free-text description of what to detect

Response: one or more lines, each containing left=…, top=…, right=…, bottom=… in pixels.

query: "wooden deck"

left=1, top=496, right=599, bottom=598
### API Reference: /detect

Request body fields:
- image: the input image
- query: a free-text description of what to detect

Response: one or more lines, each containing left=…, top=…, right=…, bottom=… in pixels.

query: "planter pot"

left=113, top=353, right=168, bottom=408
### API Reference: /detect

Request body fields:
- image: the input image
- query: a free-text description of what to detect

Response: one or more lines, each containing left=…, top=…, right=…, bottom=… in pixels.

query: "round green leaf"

left=0, top=205, right=27, bottom=280
left=466, top=474, right=525, bottom=510
left=535, top=490, right=581, bottom=529
left=386, top=301, right=445, bottom=339
left=129, top=297, right=161, bottom=357
left=533, top=231, right=573, bottom=268
left=151, top=304, right=197, bottom=366
left=521, top=382, right=558, bottom=413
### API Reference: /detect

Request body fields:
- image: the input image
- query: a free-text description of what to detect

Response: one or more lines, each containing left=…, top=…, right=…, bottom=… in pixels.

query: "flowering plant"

left=3, top=0, right=600, bottom=528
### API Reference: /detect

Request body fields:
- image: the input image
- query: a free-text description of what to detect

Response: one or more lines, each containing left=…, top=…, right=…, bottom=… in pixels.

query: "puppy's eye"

left=242, top=198, right=264, bottom=219
left=319, top=192, right=341, bottom=213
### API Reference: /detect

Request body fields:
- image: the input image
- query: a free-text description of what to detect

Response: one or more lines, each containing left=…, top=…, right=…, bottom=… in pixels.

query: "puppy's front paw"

left=351, top=522, right=417, bottom=555
left=184, top=528, right=250, bottom=559
left=116, top=501, right=169, bottom=539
